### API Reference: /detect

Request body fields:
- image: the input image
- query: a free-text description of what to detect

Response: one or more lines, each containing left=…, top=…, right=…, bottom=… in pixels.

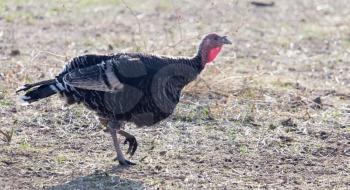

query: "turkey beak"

left=221, top=36, right=232, bottom=45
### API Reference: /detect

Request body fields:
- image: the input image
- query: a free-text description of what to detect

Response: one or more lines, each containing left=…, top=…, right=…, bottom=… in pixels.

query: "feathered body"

left=55, top=53, right=202, bottom=126
left=19, top=53, right=203, bottom=125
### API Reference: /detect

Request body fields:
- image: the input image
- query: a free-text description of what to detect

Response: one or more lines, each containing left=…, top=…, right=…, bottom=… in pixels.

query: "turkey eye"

left=214, top=36, right=219, bottom=41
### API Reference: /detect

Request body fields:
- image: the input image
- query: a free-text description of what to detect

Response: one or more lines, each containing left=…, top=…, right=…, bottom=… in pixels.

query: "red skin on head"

left=207, top=46, right=222, bottom=63
left=199, top=33, right=224, bottom=66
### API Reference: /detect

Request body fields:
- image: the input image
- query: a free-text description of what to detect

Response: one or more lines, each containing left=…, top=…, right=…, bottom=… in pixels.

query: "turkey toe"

left=124, top=136, right=138, bottom=157
left=117, top=159, right=136, bottom=166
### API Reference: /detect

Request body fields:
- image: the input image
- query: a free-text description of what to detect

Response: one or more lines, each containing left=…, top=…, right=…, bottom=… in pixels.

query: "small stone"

left=9, top=49, right=20, bottom=56
left=159, top=151, right=167, bottom=156
left=281, top=118, right=297, bottom=127
left=10, top=107, right=17, bottom=113
left=312, top=97, right=322, bottom=109
left=108, top=44, right=113, bottom=50
left=313, top=97, right=322, bottom=104
left=279, top=135, right=293, bottom=143
left=269, top=124, right=277, bottom=130
left=319, top=131, right=328, bottom=140
left=224, top=158, right=232, bottom=162
left=155, top=165, right=162, bottom=171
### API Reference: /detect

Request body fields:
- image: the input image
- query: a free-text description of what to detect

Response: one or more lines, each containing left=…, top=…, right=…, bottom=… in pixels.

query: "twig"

left=0, top=129, right=14, bottom=144
left=170, top=0, right=183, bottom=41
left=251, top=1, right=275, bottom=7
left=120, top=0, right=146, bottom=50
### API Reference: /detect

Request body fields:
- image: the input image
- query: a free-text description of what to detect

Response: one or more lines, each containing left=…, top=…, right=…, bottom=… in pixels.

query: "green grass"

left=239, top=145, right=248, bottom=155
left=301, top=23, right=331, bottom=39
left=19, top=138, right=31, bottom=150
left=228, top=128, right=236, bottom=140
left=0, top=99, right=12, bottom=107
left=56, top=155, right=68, bottom=164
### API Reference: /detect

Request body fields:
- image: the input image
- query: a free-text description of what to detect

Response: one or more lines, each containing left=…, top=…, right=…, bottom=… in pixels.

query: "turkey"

left=16, top=33, right=231, bottom=165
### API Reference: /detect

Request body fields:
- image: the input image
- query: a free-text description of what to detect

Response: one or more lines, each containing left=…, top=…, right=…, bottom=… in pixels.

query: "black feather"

left=20, top=83, right=58, bottom=103
left=19, top=52, right=202, bottom=126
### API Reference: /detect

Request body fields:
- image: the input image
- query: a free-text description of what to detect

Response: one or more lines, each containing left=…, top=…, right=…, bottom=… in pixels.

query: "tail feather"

left=16, top=79, right=56, bottom=93
left=17, top=80, right=63, bottom=103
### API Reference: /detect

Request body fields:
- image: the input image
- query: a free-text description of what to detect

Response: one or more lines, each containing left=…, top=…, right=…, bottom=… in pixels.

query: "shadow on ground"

left=45, top=168, right=144, bottom=190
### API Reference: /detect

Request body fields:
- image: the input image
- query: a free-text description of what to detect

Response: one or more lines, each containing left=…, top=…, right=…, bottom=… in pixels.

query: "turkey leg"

left=108, top=121, right=136, bottom=166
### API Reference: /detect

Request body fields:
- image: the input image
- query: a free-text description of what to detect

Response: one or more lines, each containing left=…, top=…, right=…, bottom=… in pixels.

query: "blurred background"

left=0, top=0, right=349, bottom=189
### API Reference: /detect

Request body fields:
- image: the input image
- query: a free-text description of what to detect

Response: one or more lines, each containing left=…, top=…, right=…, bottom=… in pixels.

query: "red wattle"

left=207, top=47, right=222, bottom=63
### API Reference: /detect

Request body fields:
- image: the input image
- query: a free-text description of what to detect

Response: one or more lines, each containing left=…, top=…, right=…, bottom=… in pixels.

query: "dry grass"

left=0, top=0, right=349, bottom=189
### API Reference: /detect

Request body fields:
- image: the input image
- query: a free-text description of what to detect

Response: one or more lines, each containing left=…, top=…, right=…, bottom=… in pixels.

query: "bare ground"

left=0, top=0, right=349, bottom=189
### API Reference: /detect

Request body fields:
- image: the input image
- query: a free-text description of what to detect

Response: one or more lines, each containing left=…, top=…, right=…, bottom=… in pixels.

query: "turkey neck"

left=173, top=54, right=203, bottom=87
left=154, top=55, right=200, bottom=105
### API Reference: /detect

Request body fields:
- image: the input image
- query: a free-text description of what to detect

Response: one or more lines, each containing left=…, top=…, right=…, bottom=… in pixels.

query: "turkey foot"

left=118, top=130, right=138, bottom=157
left=113, top=157, right=136, bottom=166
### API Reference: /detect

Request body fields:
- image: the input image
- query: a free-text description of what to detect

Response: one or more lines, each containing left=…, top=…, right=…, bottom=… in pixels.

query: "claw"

left=126, top=140, right=133, bottom=155
left=131, top=141, right=138, bottom=156
left=119, top=160, right=136, bottom=166
left=113, top=157, right=136, bottom=166
left=123, top=136, right=138, bottom=157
